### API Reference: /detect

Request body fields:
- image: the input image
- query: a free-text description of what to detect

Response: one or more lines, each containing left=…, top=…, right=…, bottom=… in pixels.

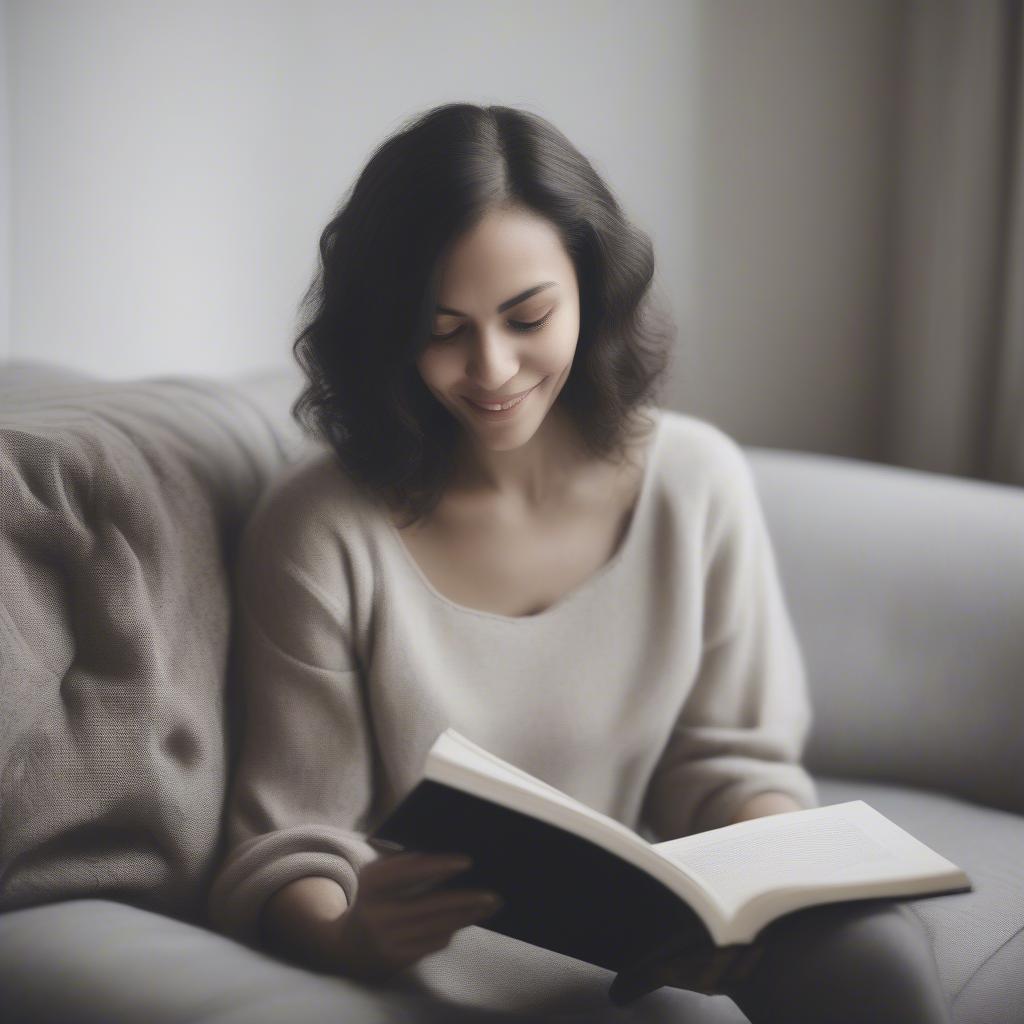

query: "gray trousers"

left=697, top=899, right=952, bottom=1024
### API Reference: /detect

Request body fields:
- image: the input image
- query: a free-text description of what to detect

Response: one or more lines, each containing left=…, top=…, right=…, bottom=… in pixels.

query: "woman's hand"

left=610, top=941, right=766, bottom=1005
left=332, top=851, right=504, bottom=983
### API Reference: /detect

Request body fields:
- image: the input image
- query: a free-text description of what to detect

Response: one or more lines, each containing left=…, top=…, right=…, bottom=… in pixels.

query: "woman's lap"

left=390, top=922, right=749, bottom=1022
left=720, top=899, right=953, bottom=1024
left=387, top=899, right=951, bottom=1023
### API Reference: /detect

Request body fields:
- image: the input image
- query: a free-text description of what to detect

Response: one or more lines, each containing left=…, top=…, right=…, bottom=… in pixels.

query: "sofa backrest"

left=0, top=361, right=311, bottom=922
left=747, top=445, right=1024, bottom=817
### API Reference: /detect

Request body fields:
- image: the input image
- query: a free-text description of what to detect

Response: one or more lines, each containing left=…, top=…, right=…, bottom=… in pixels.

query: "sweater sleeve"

left=205, top=496, right=380, bottom=948
left=641, top=434, right=819, bottom=839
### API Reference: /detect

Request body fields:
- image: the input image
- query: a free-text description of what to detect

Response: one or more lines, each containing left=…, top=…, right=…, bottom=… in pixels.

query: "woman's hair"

left=291, top=102, right=675, bottom=528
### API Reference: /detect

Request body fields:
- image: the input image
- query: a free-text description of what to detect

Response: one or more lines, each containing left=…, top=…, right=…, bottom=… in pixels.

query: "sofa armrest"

left=745, top=447, right=1024, bottom=816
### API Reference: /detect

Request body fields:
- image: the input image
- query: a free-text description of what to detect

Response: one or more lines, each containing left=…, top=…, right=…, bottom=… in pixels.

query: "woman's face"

left=416, top=206, right=581, bottom=452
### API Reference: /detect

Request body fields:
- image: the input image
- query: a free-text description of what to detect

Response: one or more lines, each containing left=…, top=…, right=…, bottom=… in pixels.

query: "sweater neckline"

left=381, top=409, right=664, bottom=624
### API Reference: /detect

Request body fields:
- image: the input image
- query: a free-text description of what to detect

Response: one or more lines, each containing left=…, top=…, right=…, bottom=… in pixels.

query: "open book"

left=369, top=727, right=971, bottom=975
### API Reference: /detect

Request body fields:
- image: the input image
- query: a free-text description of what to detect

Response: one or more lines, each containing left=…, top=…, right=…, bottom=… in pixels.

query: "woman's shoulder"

left=239, top=444, right=377, bottom=572
left=652, top=407, right=755, bottom=501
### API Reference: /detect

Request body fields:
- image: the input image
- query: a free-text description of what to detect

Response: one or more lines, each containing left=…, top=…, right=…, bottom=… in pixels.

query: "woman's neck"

left=448, top=403, right=590, bottom=511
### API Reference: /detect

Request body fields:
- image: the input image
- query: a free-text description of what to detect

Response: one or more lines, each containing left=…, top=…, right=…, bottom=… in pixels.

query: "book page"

left=441, top=730, right=590, bottom=807
left=431, top=729, right=651, bottom=847
left=653, top=800, right=967, bottom=926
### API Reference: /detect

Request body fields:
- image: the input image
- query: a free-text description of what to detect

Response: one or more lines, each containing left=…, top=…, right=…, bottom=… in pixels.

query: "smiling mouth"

left=465, top=381, right=542, bottom=412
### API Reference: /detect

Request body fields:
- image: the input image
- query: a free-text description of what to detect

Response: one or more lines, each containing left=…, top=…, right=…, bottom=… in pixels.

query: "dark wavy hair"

left=291, top=102, right=675, bottom=528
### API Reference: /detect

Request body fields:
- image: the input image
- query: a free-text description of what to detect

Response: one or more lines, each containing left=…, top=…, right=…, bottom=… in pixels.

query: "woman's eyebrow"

left=436, top=281, right=558, bottom=317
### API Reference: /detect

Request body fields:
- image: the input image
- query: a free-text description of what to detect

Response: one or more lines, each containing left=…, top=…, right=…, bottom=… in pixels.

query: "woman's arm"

left=206, top=492, right=380, bottom=949
left=260, top=876, right=350, bottom=972
left=641, top=433, right=819, bottom=840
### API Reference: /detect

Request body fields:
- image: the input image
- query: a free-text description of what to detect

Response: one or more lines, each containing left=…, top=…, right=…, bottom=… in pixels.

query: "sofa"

left=0, top=359, right=1021, bottom=1024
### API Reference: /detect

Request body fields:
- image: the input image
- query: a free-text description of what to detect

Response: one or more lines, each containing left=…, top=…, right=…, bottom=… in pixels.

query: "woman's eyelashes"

left=430, top=308, right=555, bottom=342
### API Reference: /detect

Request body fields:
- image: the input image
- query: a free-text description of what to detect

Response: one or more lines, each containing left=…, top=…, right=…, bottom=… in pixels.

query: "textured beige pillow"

left=0, top=361, right=308, bottom=924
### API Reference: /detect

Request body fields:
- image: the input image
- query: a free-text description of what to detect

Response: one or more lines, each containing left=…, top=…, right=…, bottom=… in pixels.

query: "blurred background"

left=1, top=0, right=1021, bottom=486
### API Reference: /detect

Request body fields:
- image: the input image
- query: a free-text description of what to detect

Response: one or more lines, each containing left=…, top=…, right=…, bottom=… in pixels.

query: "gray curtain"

left=883, top=0, right=1024, bottom=486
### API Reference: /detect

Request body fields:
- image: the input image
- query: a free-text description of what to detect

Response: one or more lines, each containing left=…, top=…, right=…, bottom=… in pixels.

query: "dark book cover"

left=370, top=779, right=712, bottom=974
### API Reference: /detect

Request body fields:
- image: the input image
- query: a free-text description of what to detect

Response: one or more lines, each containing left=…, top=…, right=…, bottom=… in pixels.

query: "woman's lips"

left=466, top=383, right=536, bottom=406
left=464, top=380, right=543, bottom=414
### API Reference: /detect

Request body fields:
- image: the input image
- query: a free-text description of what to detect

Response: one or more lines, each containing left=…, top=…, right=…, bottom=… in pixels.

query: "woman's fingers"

left=609, top=962, right=665, bottom=1005
left=359, top=852, right=472, bottom=897
left=392, top=928, right=459, bottom=958
left=661, top=946, right=754, bottom=995
left=407, top=893, right=502, bottom=929
left=610, top=945, right=756, bottom=1005
left=612, top=958, right=696, bottom=1005
left=387, top=887, right=503, bottom=923
left=390, top=900, right=502, bottom=954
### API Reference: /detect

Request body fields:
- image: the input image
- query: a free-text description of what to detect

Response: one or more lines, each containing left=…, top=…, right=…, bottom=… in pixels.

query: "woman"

left=207, top=103, right=950, bottom=1024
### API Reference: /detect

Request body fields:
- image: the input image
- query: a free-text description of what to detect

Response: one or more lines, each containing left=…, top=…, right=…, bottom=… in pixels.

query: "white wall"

left=688, top=0, right=902, bottom=457
left=5, top=0, right=697, bottom=382
left=4, top=0, right=905, bottom=458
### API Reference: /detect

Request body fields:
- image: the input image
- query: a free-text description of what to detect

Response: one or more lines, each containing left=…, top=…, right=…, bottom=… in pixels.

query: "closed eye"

left=430, top=309, right=554, bottom=342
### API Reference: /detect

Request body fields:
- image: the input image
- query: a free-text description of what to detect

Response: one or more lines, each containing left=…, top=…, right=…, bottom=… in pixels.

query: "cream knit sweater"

left=206, top=407, right=818, bottom=1015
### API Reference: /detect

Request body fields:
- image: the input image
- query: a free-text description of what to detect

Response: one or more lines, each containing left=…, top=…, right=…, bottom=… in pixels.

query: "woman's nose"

left=465, top=327, right=520, bottom=387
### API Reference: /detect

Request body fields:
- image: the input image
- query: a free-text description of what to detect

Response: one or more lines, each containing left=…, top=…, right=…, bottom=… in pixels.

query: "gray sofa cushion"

left=748, top=448, right=1024, bottom=816
left=0, top=899, right=577, bottom=1024
left=0, top=362, right=308, bottom=923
